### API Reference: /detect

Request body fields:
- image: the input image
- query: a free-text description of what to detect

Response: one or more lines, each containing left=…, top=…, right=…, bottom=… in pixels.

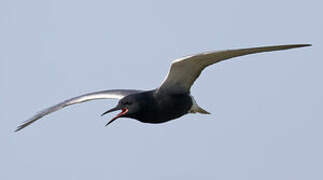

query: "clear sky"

left=1, top=0, right=322, bottom=179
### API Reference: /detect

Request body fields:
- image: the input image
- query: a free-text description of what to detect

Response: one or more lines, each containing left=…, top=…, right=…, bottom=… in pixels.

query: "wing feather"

left=15, top=89, right=142, bottom=132
left=159, top=44, right=311, bottom=93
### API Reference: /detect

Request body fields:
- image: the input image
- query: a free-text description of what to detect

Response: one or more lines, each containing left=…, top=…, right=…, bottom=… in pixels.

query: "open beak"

left=101, top=106, right=128, bottom=126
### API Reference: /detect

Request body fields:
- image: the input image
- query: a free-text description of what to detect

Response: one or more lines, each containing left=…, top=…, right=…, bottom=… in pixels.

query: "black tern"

left=15, top=44, right=311, bottom=132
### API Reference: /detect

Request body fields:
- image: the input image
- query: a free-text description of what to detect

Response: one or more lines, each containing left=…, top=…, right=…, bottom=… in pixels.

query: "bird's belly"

left=140, top=110, right=187, bottom=124
left=137, top=111, right=187, bottom=124
left=135, top=94, right=193, bottom=124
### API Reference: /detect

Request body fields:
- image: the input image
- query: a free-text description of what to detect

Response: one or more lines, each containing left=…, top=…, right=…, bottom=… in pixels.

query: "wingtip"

left=297, top=44, right=312, bottom=47
left=14, top=126, right=23, bottom=132
left=14, top=120, right=35, bottom=132
left=284, top=44, right=312, bottom=48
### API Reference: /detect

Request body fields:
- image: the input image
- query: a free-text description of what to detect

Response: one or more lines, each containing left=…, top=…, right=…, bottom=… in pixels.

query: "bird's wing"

left=158, top=44, right=311, bottom=93
left=15, top=89, right=142, bottom=132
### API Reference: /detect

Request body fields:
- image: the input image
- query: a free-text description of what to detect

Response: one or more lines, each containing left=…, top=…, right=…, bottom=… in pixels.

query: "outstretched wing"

left=15, top=89, right=142, bottom=132
left=158, top=44, right=311, bottom=93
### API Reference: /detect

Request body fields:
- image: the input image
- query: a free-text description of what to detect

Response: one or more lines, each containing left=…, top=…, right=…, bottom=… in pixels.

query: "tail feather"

left=196, top=107, right=210, bottom=114
left=189, top=95, right=211, bottom=114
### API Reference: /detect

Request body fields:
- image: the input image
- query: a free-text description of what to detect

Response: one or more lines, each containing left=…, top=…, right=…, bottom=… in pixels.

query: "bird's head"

left=101, top=95, right=140, bottom=126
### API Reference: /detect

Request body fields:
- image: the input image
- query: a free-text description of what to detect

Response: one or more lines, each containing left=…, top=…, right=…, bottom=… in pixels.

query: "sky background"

left=1, top=0, right=322, bottom=179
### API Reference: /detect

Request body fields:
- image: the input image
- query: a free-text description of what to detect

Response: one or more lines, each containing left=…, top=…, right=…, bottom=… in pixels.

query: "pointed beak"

left=101, top=106, right=121, bottom=116
left=101, top=106, right=128, bottom=126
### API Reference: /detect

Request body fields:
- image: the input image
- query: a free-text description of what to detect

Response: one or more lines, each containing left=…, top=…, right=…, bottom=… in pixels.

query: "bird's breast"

left=134, top=92, right=192, bottom=123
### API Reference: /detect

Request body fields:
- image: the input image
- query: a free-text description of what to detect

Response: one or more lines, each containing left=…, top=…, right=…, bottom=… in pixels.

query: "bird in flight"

left=15, top=44, right=311, bottom=132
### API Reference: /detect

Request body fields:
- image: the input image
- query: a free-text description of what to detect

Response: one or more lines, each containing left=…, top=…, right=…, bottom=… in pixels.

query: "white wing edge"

left=15, top=89, right=142, bottom=132
left=159, top=44, right=311, bottom=93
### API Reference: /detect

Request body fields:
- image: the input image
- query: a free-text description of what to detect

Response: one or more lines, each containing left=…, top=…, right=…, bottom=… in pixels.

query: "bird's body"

left=15, top=44, right=311, bottom=132
left=122, top=90, right=193, bottom=124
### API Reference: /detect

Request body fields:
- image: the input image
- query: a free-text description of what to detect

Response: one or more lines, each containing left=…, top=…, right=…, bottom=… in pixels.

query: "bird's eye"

left=124, top=101, right=132, bottom=105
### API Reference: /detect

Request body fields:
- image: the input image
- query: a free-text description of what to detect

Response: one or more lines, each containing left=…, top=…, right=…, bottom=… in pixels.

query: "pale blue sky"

left=1, top=0, right=322, bottom=179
